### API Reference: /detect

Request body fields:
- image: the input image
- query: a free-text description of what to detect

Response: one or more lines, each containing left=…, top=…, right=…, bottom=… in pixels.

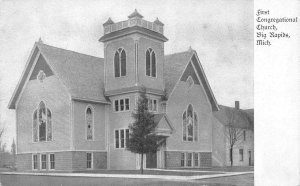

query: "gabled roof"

left=164, top=50, right=219, bottom=111
left=8, top=42, right=106, bottom=109
left=213, top=105, right=254, bottom=130
left=153, top=113, right=175, bottom=135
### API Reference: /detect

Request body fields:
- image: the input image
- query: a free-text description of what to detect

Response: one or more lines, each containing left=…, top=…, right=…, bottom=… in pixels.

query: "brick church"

left=8, top=10, right=254, bottom=171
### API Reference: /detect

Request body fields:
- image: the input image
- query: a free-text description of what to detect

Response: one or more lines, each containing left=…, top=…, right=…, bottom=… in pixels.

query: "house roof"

left=213, top=105, right=254, bottom=130
left=164, top=50, right=193, bottom=96
left=8, top=42, right=106, bottom=109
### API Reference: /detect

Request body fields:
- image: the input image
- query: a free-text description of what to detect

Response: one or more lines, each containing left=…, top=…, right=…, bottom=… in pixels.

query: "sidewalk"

left=0, top=170, right=253, bottom=181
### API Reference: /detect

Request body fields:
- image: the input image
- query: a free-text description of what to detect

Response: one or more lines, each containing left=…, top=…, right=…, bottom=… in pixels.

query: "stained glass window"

left=86, top=107, right=93, bottom=140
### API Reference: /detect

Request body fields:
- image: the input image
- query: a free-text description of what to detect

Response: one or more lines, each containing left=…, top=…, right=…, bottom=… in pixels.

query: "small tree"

left=226, top=109, right=243, bottom=166
left=127, top=89, right=160, bottom=174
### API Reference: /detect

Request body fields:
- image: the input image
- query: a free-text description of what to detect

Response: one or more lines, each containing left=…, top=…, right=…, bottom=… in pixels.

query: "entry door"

left=248, top=151, right=251, bottom=166
left=146, top=152, right=157, bottom=168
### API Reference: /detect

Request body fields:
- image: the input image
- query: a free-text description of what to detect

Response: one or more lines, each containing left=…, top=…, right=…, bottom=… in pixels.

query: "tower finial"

left=188, top=46, right=193, bottom=52
left=103, top=17, right=114, bottom=26
left=38, top=37, right=43, bottom=43
left=128, top=9, right=143, bottom=19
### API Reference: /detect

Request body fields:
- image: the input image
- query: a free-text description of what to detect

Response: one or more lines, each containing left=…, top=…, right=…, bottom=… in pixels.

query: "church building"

left=8, top=10, right=253, bottom=171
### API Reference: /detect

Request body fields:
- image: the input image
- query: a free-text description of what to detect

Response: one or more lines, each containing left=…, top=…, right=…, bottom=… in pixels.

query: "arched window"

left=146, top=48, right=156, bottom=77
left=182, top=104, right=198, bottom=142
left=33, top=101, right=52, bottom=142
left=114, top=48, right=126, bottom=77
left=86, top=107, right=93, bottom=140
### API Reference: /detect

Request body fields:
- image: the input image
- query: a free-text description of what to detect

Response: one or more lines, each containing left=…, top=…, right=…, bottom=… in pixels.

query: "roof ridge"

left=165, top=50, right=192, bottom=57
left=36, top=42, right=104, bottom=61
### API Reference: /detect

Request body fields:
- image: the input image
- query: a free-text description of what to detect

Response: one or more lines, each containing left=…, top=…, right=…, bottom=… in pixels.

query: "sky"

left=0, top=0, right=253, bottom=150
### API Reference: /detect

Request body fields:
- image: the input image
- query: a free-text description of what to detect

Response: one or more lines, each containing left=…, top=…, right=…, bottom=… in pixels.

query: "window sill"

left=31, top=140, right=53, bottom=144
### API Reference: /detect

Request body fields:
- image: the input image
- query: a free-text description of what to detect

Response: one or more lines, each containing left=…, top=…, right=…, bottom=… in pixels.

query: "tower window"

left=146, top=48, right=156, bottom=77
left=114, top=48, right=126, bottom=77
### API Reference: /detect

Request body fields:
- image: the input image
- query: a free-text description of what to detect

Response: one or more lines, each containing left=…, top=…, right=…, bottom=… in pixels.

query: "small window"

left=194, top=152, right=199, bottom=167
left=120, top=99, right=124, bottom=111
left=147, top=99, right=158, bottom=112
left=153, top=100, right=157, bottom=111
left=120, top=129, right=125, bottom=148
left=125, top=99, right=129, bottom=110
left=115, top=129, right=129, bottom=149
left=239, top=149, right=244, bottom=161
left=41, top=154, right=47, bottom=170
left=115, top=100, right=119, bottom=111
left=187, top=153, right=192, bottom=167
left=115, top=130, right=119, bottom=148
left=49, top=154, right=55, bottom=170
left=87, top=153, right=92, bottom=169
left=125, top=129, right=129, bottom=147
left=181, top=153, right=185, bottom=167
left=33, top=154, right=38, bottom=170
left=243, top=130, right=246, bottom=141
left=115, top=98, right=130, bottom=112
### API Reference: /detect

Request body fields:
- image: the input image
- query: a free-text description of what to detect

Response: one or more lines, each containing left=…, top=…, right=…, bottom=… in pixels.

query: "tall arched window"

left=86, top=107, right=93, bottom=140
left=146, top=48, right=156, bottom=77
left=183, top=104, right=198, bottom=142
left=114, top=48, right=126, bottom=77
left=33, top=101, right=52, bottom=142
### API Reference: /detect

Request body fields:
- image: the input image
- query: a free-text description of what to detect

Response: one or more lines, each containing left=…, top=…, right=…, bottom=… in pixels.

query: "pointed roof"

left=103, top=17, right=114, bottom=26
left=154, top=18, right=164, bottom=26
left=128, top=9, right=143, bottom=19
left=164, top=49, right=219, bottom=111
left=153, top=113, right=175, bottom=136
left=8, top=42, right=107, bottom=109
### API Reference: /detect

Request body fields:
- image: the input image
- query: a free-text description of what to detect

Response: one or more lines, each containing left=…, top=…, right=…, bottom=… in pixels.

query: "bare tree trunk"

left=140, top=153, right=144, bottom=174
left=230, top=147, right=233, bottom=166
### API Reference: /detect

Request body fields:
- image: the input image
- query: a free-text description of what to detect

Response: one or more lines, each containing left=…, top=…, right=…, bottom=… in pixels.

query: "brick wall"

left=200, top=152, right=212, bottom=167
left=165, top=151, right=181, bottom=168
left=165, top=151, right=212, bottom=168
left=72, top=151, right=107, bottom=170
left=16, top=153, right=32, bottom=171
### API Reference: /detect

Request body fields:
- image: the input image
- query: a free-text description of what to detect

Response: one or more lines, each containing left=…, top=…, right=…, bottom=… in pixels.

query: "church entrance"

left=146, top=152, right=157, bottom=168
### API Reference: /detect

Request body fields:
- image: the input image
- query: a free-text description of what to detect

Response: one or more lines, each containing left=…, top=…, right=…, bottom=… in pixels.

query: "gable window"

left=115, top=129, right=129, bottom=149
left=146, top=48, right=156, bottom=77
left=49, top=154, right=55, bottom=170
left=32, top=154, right=38, bottom=170
left=183, top=104, right=198, bottom=142
left=114, top=98, right=130, bottom=112
left=114, top=48, right=126, bottom=77
left=33, top=101, right=52, bottom=142
left=86, top=107, right=93, bottom=140
left=87, top=153, right=92, bottom=169
left=41, top=154, right=47, bottom=170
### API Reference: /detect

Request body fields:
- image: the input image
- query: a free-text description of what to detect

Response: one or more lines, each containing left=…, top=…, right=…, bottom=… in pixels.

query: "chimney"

left=235, top=101, right=240, bottom=109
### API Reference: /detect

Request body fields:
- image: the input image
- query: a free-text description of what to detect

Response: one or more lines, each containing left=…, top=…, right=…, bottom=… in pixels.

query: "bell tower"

left=99, top=9, right=168, bottom=96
